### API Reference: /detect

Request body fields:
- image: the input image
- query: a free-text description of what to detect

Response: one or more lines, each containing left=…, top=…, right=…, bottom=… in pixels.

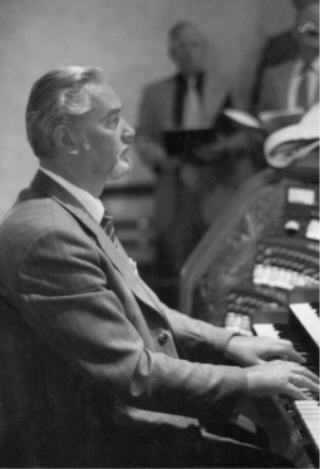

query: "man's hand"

left=245, top=360, right=319, bottom=400
left=225, top=335, right=305, bottom=366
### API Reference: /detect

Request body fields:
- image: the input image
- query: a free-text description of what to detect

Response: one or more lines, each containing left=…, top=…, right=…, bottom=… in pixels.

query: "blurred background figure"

left=135, top=22, right=259, bottom=298
left=251, top=0, right=318, bottom=110
left=254, top=0, right=319, bottom=113
left=135, top=22, right=230, bottom=282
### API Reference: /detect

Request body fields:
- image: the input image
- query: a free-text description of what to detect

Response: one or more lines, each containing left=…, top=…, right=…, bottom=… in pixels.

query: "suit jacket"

left=256, top=59, right=319, bottom=112
left=256, top=60, right=298, bottom=112
left=251, top=30, right=299, bottom=109
left=0, top=171, right=247, bottom=467
left=260, top=31, right=299, bottom=70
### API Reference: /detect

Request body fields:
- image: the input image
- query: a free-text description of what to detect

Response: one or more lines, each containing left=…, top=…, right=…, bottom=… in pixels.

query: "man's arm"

left=163, top=306, right=237, bottom=358
left=163, top=305, right=304, bottom=366
left=17, top=224, right=247, bottom=420
left=163, top=306, right=319, bottom=401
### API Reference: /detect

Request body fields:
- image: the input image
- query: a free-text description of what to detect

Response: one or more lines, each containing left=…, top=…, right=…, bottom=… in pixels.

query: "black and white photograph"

left=0, top=0, right=319, bottom=467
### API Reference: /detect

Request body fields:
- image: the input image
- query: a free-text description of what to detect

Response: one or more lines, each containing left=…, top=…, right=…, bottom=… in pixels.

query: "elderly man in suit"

left=256, top=1, right=319, bottom=113
left=135, top=22, right=239, bottom=282
left=0, top=66, right=317, bottom=468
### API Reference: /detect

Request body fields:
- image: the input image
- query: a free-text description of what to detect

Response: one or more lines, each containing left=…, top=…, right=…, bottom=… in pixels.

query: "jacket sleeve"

left=163, top=305, right=237, bottom=359
left=17, top=225, right=248, bottom=420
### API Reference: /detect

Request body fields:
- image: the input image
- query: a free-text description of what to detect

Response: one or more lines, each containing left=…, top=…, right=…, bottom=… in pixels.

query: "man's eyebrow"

left=102, top=106, right=123, bottom=119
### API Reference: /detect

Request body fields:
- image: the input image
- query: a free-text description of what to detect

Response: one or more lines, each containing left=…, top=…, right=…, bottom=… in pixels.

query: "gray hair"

left=25, top=65, right=105, bottom=158
left=168, top=21, right=205, bottom=42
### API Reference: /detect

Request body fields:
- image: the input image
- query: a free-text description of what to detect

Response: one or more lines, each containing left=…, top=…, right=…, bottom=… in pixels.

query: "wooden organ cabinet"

left=180, top=153, right=319, bottom=468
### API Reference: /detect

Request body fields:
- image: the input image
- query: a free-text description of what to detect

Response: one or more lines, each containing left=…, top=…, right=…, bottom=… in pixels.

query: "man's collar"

left=298, top=54, right=319, bottom=71
left=39, top=167, right=105, bottom=223
left=175, top=71, right=204, bottom=87
left=30, top=170, right=163, bottom=312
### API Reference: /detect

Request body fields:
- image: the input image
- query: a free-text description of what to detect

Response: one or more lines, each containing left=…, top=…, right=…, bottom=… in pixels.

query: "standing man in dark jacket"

left=252, top=0, right=318, bottom=111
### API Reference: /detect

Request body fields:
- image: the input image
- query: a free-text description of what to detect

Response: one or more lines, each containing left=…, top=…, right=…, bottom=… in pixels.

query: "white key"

left=253, top=323, right=280, bottom=339
left=294, top=400, right=320, bottom=449
left=290, top=303, right=320, bottom=347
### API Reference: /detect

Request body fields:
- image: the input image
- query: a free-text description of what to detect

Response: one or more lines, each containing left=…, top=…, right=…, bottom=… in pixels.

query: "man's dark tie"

left=100, top=212, right=116, bottom=243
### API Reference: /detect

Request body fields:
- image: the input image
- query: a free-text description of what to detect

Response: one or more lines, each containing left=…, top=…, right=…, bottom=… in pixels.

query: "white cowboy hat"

left=264, top=103, right=319, bottom=168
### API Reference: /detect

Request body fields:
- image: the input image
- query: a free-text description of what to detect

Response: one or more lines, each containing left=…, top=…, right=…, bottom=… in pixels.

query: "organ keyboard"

left=289, top=303, right=320, bottom=346
left=254, top=299, right=319, bottom=467
left=294, top=400, right=320, bottom=451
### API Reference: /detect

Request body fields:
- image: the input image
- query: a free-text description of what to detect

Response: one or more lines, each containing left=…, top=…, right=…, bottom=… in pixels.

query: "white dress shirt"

left=182, top=77, right=204, bottom=129
left=40, top=167, right=105, bottom=223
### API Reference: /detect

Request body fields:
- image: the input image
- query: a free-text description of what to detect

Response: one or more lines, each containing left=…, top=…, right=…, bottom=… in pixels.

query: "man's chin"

left=109, top=160, right=133, bottom=181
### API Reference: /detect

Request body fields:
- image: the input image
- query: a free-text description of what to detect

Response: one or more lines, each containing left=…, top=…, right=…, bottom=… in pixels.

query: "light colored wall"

left=0, top=0, right=294, bottom=217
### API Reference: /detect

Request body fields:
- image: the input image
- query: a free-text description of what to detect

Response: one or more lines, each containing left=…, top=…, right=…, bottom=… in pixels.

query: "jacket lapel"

left=159, top=77, right=176, bottom=129
left=202, top=71, right=229, bottom=126
left=30, top=171, right=162, bottom=311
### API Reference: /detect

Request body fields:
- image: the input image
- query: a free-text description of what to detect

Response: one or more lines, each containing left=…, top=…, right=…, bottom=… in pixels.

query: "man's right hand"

left=245, top=360, right=319, bottom=400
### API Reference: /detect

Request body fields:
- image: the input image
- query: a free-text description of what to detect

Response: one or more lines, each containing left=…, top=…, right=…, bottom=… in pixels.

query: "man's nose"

left=122, top=120, right=135, bottom=144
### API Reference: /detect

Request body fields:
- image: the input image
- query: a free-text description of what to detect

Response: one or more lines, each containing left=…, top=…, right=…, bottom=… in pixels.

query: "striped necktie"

left=100, top=211, right=116, bottom=243
left=100, top=211, right=139, bottom=275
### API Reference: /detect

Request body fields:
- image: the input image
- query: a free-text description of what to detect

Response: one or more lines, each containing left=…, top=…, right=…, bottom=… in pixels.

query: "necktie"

left=100, top=211, right=139, bottom=275
left=296, top=64, right=310, bottom=110
left=182, top=77, right=203, bottom=129
left=100, top=211, right=116, bottom=243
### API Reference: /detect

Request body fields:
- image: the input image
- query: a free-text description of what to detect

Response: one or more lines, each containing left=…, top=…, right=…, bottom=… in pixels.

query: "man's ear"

left=52, top=124, right=79, bottom=155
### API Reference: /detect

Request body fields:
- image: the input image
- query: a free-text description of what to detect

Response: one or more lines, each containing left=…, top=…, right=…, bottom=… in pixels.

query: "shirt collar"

left=40, top=167, right=105, bottom=223
left=297, top=55, right=319, bottom=72
left=176, top=72, right=204, bottom=90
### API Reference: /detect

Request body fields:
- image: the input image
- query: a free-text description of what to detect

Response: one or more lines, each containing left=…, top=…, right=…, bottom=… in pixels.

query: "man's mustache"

left=297, top=21, right=319, bottom=36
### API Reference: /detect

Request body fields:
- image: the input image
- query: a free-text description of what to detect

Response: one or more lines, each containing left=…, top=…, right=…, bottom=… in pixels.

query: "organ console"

left=180, top=151, right=319, bottom=467
left=254, top=293, right=319, bottom=467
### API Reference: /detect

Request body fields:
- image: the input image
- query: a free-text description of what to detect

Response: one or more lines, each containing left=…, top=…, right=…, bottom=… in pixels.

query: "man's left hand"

left=225, top=335, right=305, bottom=367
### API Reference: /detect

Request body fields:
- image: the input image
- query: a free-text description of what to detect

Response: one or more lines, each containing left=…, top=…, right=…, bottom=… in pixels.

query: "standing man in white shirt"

left=135, top=22, right=236, bottom=286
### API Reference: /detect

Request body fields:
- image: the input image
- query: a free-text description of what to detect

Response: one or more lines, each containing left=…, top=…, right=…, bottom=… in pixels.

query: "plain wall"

left=0, top=0, right=295, bottom=217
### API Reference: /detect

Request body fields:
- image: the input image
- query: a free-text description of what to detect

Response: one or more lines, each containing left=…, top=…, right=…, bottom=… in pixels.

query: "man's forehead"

left=86, top=82, right=122, bottom=113
left=174, top=26, right=205, bottom=43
